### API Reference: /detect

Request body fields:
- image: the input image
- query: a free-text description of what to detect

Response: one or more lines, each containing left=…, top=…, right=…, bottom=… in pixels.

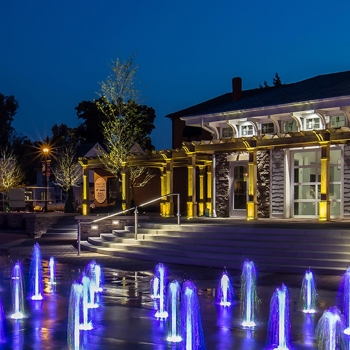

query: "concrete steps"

left=41, top=216, right=78, bottom=238
left=80, top=223, right=350, bottom=274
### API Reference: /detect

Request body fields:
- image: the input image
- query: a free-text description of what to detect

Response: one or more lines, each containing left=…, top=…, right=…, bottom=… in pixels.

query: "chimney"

left=232, top=77, right=242, bottom=101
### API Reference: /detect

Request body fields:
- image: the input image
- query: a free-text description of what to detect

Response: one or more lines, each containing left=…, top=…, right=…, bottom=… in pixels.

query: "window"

left=261, top=122, right=275, bottom=134
left=221, top=127, right=233, bottom=138
left=330, top=115, right=346, bottom=128
left=304, top=117, right=320, bottom=130
left=240, top=124, right=254, bottom=136
left=282, top=120, right=297, bottom=132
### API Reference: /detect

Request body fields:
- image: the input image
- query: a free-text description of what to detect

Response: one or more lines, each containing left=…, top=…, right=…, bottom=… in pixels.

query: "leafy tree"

left=273, top=73, right=283, bottom=86
left=75, top=99, right=106, bottom=144
left=52, top=144, right=81, bottom=213
left=51, top=123, right=80, bottom=147
left=0, top=93, right=18, bottom=148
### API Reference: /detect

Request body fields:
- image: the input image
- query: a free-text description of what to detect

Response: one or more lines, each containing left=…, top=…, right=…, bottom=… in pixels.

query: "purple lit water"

left=30, top=243, right=44, bottom=301
left=241, top=260, right=258, bottom=327
left=10, top=262, right=25, bottom=320
left=67, top=282, right=83, bottom=350
left=216, top=269, right=234, bottom=307
left=165, top=280, right=182, bottom=342
left=154, top=263, right=168, bottom=319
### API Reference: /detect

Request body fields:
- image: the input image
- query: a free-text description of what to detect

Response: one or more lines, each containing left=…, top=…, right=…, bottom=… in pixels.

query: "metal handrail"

left=77, top=193, right=180, bottom=255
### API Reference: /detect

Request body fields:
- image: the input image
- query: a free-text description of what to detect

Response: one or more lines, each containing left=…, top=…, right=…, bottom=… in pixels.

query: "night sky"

left=1, top=0, right=350, bottom=150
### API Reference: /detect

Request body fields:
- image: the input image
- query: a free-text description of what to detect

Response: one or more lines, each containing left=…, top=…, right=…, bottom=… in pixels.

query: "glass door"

left=231, top=164, right=248, bottom=213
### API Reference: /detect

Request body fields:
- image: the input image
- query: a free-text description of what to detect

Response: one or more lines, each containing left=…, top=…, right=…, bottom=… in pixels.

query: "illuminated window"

left=304, top=117, right=320, bottom=130
left=240, top=125, right=254, bottom=136
left=261, top=122, right=275, bottom=134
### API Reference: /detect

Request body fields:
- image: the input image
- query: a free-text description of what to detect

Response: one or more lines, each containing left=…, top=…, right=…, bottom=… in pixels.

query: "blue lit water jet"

left=315, top=306, right=346, bottom=350
left=11, top=262, right=25, bottom=319
left=30, top=243, right=44, bottom=300
left=80, top=275, right=92, bottom=330
left=300, top=269, right=317, bottom=314
left=181, top=280, right=206, bottom=350
left=0, top=297, right=5, bottom=344
left=67, top=282, right=83, bottom=350
left=48, top=256, right=56, bottom=287
left=216, top=269, right=234, bottom=307
left=154, top=263, right=168, bottom=319
left=340, top=267, right=350, bottom=334
left=241, top=260, right=258, bottom=327
left=165, top=280, right=182, bottom=343
left=267, top=283, right=291, bottom=350
left=85, top=260, right=104, bottom=294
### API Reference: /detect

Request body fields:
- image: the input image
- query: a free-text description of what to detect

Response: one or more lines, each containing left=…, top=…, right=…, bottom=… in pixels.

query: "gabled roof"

left=76, top=142, right=105, bottom=158
left=166, top=70, right=350, bottom=119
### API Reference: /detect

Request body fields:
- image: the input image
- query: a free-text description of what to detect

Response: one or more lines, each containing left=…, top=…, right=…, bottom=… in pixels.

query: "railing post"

left=77, top=220, right=81, bottom=256
left=177, top=193, right=181, bottom=225
left=134, top=206, right=138, bottom=240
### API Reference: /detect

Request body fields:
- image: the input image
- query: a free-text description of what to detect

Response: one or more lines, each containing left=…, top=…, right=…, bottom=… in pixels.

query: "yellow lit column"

left=187, top=154, right=197, bottom=218
left=246, top=149, right=258, bottom=220
left=198, top=165, right=205, bottom=216
left=121, top=162, right=129, bottom=211
left=206, top=161, right=213, bottom=217
left=159, top=166, right=166, bottom=216
left=319, top=142, right=330, bottom=221
left=81, top=166, right=89, bottom=215
left=165, top=160, right=174, bottom=217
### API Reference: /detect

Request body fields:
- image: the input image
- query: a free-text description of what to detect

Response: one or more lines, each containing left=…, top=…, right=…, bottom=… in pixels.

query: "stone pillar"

left=319, top=142, right=330, bottom=221
left=187, top=154, right=197, bottom=218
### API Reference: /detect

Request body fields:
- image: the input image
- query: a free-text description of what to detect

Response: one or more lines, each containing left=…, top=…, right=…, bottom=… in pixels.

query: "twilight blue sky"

left=1, top=0, right=350, bottom=150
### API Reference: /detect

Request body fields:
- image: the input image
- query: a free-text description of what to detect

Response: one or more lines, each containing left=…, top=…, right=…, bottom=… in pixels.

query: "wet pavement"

left=0, top=231, right=346, bottom=349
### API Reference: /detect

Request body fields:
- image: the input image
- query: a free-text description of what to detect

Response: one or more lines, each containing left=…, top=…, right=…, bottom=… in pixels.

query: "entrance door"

left=230, top=164, right=248, bottom=216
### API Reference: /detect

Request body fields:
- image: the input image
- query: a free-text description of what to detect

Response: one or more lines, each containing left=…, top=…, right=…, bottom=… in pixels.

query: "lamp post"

left=41, top=146, right=51, bottom=212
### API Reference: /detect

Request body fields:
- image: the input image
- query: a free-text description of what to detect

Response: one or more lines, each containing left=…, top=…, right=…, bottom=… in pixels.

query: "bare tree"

left=96, top=54, right=155, bottom=204
left=52, top=145, right=81, bottom=212
left=0, top=148, right=24, bottom=211
left=0, top=148, right=24, bottom=192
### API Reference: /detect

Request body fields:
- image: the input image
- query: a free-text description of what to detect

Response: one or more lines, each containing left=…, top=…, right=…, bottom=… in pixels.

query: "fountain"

left=299, top=269, right=317, bottom=314
left=0, top=297, right=5, bottom=344
left=315, top=306, right=346, bottom=350
left=241, top=260, right=258, bottom=327
left=48, top=256, right=56, bottom=287
left=339, top=266, right=350, bottom=334
left=154, top=263, right=168, bottom=319
left=181, top=280, right=206, bottom=350
left=30, top=243, right=44, bottom=300
left=85, top=260, right=104, bottom=293
left=267, top=283, right=291, bottom=350
left=10, top=262, right=25, bottom=319
left=216, top=269, right=234, bottom=307
left=80, top=275, right=93, bottom=330
left=165, top=280, right=182, bottom=343
left=67, top=282, right=83, bottom=350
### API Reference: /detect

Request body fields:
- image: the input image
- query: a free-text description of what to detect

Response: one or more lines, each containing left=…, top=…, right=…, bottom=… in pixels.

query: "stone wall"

left=270, top=149, right=285, bottom=217
left=257, top=150, right=270, bottom=218
left=215, top=153, right=230, bottom=217
left=344, top=144, right=350, bottom=215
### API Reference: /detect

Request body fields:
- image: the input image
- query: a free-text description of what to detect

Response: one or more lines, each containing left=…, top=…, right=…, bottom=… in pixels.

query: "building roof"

left=166, top=70, right=350, bottom=119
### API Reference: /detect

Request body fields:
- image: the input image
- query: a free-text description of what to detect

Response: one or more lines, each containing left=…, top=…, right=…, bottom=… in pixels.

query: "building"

left=166, top=70, right=350, bottom=221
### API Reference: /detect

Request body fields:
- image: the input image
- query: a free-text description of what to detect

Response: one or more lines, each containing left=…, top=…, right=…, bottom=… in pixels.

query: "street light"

left=41, top=146, right=51, bottom=212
